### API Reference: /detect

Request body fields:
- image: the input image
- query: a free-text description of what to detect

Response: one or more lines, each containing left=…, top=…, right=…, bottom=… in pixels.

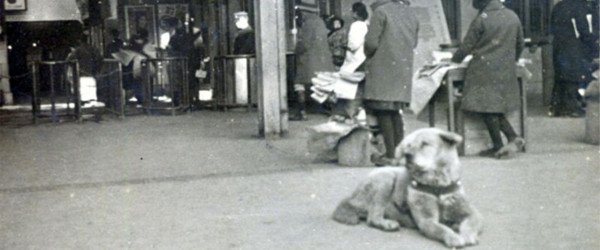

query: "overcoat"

left=363, top=1, right=418, bottom=104
left=451, top=0, right=524, bottom=113
left=551, top=0, right=598, bottom=83
left=295, top=12, right=334, bottom=84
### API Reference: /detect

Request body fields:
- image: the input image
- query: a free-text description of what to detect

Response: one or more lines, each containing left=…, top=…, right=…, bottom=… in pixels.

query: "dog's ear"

left=439, top=130, right=463, bottom=145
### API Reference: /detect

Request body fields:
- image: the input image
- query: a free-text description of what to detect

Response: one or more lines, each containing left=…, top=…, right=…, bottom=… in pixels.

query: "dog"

left=332, top=128, right=483, bottom=248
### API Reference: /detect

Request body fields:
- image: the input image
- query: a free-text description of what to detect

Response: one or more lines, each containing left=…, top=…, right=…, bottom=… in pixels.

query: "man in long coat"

left=549, top=0, right=599, bottom=117
left=292, top=11, right=334, bottom=120
left=363, top=0, right=418, bottom=165
left=451, top=0, right=525, bottom=158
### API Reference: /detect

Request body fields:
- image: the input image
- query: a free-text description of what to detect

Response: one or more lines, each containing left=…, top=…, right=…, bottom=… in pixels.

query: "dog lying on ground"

left=332, top=128, right=483, bottom=248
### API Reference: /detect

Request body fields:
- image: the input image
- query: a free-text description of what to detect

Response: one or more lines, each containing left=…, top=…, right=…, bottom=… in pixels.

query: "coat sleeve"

left=452, top=17, right=483, bottom=63
left=364, top=10, right=385, bottom=58
left=573, top=7, right=599, bottom=51
left=346, top=22, right=367, bottom=52
left=515, top=21, right=525, bottom=61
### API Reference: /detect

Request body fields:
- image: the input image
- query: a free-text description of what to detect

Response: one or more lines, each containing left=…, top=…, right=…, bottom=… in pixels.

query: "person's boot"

left=494, top=137, right=526, bottom=159
left=289, top=110, right=307, bottom=121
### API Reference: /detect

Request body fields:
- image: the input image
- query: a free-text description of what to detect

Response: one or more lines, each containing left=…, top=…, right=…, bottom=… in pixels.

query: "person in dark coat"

left=67, top=34, right=104, bottom=104
left=363, top=0, right=418, bottom=165
left=549, top=0, right=599, bottom=117
left=233, top=11, right=255, bottom=55
left=291, top=11, right=334, bottom=121
left=451, top=0, right=525, bottom=158
left=106, top=29, right=124, bottom=57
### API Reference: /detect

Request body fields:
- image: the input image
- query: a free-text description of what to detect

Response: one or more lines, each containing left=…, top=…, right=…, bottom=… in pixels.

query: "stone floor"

left=0, top=95, right=598, bottom=249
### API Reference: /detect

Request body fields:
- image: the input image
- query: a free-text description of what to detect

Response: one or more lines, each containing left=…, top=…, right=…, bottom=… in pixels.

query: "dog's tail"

left=332, top=198, right=361, bottom=225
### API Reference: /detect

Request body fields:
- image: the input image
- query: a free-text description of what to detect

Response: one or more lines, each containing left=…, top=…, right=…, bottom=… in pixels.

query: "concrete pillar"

left=255, top=0, right=288, bottom=137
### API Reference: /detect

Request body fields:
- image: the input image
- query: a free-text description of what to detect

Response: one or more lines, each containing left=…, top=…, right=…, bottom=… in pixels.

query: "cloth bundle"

left=310, top=71, right=365, bottom=103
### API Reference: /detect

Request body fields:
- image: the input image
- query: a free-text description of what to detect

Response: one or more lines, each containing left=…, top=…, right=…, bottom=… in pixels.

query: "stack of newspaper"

left=310, top=71, right=365, bottom=103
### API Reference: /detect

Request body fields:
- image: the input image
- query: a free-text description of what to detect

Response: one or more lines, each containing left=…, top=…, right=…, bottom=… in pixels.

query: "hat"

left=234, top=11, right=248, bottom=19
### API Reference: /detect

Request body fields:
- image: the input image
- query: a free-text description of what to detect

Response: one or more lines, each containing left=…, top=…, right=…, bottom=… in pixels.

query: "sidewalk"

left=0, top=106, right=598, bottom=249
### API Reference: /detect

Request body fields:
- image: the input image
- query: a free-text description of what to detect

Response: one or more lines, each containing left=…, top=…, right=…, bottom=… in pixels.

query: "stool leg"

left=428, top=101, right=435, bottom=127
left=455, top=106, right=465, bottom=156
left=519, top=78, right=527, bottom=152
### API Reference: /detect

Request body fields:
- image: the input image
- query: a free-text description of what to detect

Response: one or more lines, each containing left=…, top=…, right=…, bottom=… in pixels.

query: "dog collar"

left=410, top=180, right=461, bottom=197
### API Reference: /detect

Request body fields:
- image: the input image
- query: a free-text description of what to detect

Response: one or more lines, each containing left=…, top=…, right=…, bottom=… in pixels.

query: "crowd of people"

left=297, top=0, right=598, bottom=164
left=66, top=0, right=598, bottom=163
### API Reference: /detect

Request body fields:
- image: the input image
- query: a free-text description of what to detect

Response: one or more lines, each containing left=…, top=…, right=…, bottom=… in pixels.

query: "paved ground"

left=0, top=102, right=599, bottom=249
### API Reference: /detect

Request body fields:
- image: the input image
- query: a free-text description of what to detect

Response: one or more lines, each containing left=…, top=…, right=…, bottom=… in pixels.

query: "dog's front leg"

left=457, top=206, right=483, bottom=246
left=408, top=191, right=465, bottom=248
left=366, top=182, right=400, bottom=231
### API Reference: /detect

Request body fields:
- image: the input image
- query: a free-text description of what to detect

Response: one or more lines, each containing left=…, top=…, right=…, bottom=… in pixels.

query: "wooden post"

left=255, top=0, right=288, bottom=137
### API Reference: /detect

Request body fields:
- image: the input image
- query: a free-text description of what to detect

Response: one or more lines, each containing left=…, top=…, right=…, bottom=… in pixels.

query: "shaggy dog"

left=332, top=128, right=483, bottom=248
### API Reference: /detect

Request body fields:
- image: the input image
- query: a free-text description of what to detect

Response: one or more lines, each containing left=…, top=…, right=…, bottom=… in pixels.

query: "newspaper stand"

left=141, top=57, right=189, bottom=116
left=31, top=60, right=82, bottom=123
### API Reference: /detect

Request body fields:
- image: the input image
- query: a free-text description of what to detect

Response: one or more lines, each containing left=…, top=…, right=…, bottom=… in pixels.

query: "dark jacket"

left=294, top=12, right=334, bottom=84
left=363, top=0, right=418, bottom=103
left=551, top=0, right=599, bottom=83
left=451, top=0, right=524, bottom=113
left=67, top=43, right=103, bottom=77
left=233, top=29, right=256, bottom=55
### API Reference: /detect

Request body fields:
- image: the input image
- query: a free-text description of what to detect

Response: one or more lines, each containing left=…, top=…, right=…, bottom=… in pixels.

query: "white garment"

left=80, top=77, right=97, bottom=102
left=339, top=21, right=368, bottom=73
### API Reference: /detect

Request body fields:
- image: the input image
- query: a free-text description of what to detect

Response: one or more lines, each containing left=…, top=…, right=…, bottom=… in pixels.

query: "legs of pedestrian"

left=480, top=113, right=504, bottom=156
left=370, top=109, right=403, bottom=166
left=290, top=84, right=308, bottom=121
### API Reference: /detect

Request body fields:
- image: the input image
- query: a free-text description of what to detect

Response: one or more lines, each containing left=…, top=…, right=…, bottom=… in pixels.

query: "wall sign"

left=5, top=0, right=27, bottom=11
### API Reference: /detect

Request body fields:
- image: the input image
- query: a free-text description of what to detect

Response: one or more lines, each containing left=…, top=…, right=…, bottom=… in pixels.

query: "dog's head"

left=395, top=128, right=462, bottom=186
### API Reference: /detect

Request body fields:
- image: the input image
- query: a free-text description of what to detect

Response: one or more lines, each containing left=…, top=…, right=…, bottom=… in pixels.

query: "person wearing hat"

left=233, top=11, right=255, bottom=54
left=450, top=0, right=526, bottom=158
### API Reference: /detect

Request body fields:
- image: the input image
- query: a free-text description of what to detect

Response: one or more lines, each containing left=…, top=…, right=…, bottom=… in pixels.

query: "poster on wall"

left=124, top=5, right=157, bottom=47
left=157, top=4, right=189, bottom=48
left=4, top=0, right=27, bottom=11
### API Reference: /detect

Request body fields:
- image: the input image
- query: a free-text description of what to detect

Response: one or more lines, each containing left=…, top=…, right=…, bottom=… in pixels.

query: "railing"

left=31, top=60, right=81, bottom=123
left=214, top=53, right=296, bottom=111
left=141, top=57, right=190, bottom=115
left=97, top=59, right=125, bottom=118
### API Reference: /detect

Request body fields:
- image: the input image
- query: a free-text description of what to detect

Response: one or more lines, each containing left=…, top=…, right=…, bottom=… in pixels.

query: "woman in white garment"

left=339, top=2, right=369, bottom=73
left=333, top=2, right=369, bottom=120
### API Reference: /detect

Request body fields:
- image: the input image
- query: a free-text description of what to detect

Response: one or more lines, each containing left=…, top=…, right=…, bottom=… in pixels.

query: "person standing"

left=291, top=11, right=334, bottom=121
left=339, top=2, right=369, bottom=74
left=67, top=34, right=104, bottom=107
left=451, top=0, right=525, bottom=158
left=363, top=0, right=418, bottom=165
left=233, top=11, right=256, bottom=55
left=549, top=0, right=599, bottom=117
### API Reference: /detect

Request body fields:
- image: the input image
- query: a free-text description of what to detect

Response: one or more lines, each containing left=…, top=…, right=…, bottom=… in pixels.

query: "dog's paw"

left=443, top=233, right=466, bottom=248
left=370, top=219, right=400, bottom=231
left=461, top=233, right=479, bottom=246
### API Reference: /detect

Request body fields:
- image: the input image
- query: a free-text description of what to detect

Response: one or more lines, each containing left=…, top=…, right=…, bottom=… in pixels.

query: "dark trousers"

left=481, top=112, right=518, bottom=149
left=372, top=109, right=404, bottom=158
left=550, top=79, right=584, bottom=114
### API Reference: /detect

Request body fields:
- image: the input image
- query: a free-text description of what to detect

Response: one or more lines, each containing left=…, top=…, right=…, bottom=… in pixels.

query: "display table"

left=427, top=65, right=529, bottom=155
